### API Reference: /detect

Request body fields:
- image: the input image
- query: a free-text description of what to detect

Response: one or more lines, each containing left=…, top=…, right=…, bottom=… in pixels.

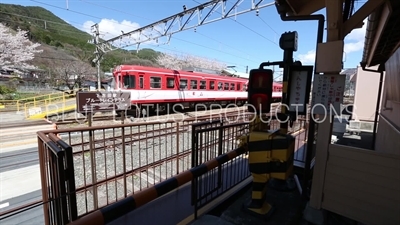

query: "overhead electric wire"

left=258, top=16, right=279, bottom=36
left=26, top=0, right=263, bottom=65
left=148, top=44, right=249, bottom=68
left=194, top=30, right=263, bottom=61
left=191, top=0, right=278, bottom=46
left=171, top=36, right=260, bottom=64
left=79, top=0, right=152, bottom=21
left=16, top=0, right=280, bottom=68
left=80, top=0, right=265, bottom=62
left=0, top=10, right=83, bottom=28
left=0, top=17, right=97, bottom=38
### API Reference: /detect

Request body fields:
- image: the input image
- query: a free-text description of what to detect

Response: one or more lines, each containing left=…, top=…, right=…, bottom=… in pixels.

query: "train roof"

left=114, top=65, right=248, bottom=82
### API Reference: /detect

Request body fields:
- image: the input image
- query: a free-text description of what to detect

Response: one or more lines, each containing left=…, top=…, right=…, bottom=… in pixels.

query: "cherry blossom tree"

left=53, top=61, right=97, bottom=92
left=156, top=52, right=226, bottom=71
left=0, top=23, right=43, bottom=70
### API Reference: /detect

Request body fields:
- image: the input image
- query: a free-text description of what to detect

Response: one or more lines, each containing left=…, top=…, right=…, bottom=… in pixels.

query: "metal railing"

left=35, top=114, right=253, bottom=224
left=0, top=112, right=314, bottom=225
left=23, top=94, right=76, bottom=118
left=0, top=92, right=75, bottom=112
left=191, top=120, right=251, bottom=219
left=37, top=133, right=78, bottom=224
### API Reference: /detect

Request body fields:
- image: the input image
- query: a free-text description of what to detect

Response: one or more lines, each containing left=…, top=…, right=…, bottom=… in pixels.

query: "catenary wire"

left=30, top=0, right=275, bottom=62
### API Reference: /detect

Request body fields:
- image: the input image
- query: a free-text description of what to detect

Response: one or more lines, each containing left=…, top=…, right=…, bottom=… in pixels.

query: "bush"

left=0, top=85, right=16, bottom=95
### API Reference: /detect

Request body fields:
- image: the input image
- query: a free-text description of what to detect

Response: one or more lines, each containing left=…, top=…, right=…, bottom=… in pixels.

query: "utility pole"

left=91, top=23, right=102, bottom=91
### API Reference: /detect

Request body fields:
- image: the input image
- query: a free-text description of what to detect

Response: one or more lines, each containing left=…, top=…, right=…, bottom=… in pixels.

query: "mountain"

left=0, top=3, right=162, bottom=72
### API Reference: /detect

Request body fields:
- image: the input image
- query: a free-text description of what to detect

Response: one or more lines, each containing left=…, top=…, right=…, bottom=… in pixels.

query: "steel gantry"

left=90, top=0, right=274, bottom=64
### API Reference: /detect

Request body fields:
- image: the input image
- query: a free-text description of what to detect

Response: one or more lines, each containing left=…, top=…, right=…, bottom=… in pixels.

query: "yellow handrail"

left=23, top=93, right=77, bottom=118
left=0, top=90, right=81, bottom=112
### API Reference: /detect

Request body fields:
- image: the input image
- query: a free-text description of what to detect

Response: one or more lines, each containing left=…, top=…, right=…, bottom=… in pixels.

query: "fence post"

left=37, top=136, right=50, bottom=225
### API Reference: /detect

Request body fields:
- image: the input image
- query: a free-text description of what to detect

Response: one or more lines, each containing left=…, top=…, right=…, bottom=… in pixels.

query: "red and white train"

left=111, top=65, right=282, bottom=115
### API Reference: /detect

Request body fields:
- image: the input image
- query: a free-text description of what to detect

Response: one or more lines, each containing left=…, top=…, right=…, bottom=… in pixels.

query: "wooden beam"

left=309, top=0, right=344, bottom=210
left=367, top=2, right=392, bottom=66
left=390, top=40, right=400, bottom=57
left=296, top=0, right=325, bottom=16
left=284, top=0, right=298, bottom=15
left=343, top=0, right=387, bottom=37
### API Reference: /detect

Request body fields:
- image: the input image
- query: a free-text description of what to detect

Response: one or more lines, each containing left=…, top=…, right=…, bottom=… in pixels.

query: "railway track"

left=0, top=103, right=285, bottom=174
left=0, top=120, right=50, bottom=129
left=53, top=115, right=117, bottom=125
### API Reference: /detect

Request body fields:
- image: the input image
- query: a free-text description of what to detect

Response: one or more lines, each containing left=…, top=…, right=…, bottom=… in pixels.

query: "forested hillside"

left=0, top=3, right=162, bottom=72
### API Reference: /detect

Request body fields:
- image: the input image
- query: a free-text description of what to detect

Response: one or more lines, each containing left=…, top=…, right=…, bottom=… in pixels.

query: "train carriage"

left=111, top=65, right=282, bottom=116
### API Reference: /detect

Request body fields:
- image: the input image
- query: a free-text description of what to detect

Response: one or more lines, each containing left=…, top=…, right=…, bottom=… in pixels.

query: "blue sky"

left=2, top=0, right=368, bottom=75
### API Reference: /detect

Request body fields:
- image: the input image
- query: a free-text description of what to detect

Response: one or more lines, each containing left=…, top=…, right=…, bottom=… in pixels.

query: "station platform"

left=25, top=99, right=76, bottom=120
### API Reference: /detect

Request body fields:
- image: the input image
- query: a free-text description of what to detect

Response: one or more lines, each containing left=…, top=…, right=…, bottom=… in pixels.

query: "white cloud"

left=297, top=50, right=316, bottom=64
left=82, top=18, right=141, bottom=41
left=344, top=18, right=367, bottom=54
left=296, top=19, right=368, bottom=64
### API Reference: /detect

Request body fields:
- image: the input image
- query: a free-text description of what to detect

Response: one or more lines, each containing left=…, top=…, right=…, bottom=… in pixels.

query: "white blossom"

left=0, top=23, right=43, bottom=70
left=156, top=52, right=226, bottom=72
left=53, top=61, right=97, bottom=91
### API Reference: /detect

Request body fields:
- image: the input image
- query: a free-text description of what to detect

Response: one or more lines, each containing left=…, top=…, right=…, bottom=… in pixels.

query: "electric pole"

left=91, top=23, right=102, bottom=91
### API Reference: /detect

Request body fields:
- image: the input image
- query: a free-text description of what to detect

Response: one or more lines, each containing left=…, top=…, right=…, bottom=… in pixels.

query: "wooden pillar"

left=309, top=0, right=344, bottom=209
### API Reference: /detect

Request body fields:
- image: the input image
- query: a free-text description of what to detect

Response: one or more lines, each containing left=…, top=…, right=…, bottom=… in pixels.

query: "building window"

left=123, top=75, right=135, bottom=89
left=150, top=77, right=161, bottom=88
left=180, top=79, right=188, bottom=89
left=200, top=80, right=206, bottom=89
left=209, top=81, right=215, bottom=90
left=190, top=80, right=198, bottom=89
left=167, top=77, right=175, bottom=88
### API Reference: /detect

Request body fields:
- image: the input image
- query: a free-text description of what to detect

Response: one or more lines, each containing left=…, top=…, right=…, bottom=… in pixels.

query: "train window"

left=180, top=79, right=188, bottom=89
left=139, top=76, right=144, bottom=89
left=200, top=80, right=206, bottom=89
left=190, top=80, right=198, bottom=90
left=224, top=83, right=229, bottom=90
left=118, top=75, right=123, bottom=89
left=150, top=76, right=161, bottom=88
left=167, top=77, right=175, bottom=88
left=123, top=75, right=135, bottom=89
left=236, top=83, right=241, bottom=91
left=209, top=81, right=215, bottom=90
left=230, top=83, right=235, bottom=90
left=218, top=82, right=223, bottom=90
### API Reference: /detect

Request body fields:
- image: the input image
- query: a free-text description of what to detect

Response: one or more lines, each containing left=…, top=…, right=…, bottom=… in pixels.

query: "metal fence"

left=191, top=120, right=251, bottom=219
left=35, top=115, right=254, bottom=223
left=0, top=112, right=313, bottom=225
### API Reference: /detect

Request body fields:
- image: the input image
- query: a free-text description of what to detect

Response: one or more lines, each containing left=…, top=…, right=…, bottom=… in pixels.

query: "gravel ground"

left=61, top=119, right=246, bottom=216
left=48, top=105, right=306, bottom=216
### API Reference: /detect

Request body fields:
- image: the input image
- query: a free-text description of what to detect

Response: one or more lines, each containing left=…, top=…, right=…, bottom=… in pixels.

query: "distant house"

left=340, top=68, right=357, bottom=97
left=351, top=66, right=385, bottom=122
